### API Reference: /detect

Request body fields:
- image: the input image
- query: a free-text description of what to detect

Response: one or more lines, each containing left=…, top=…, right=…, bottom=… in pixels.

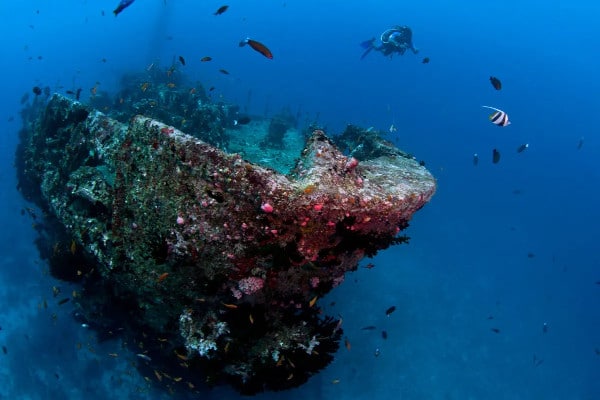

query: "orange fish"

left=154, top=370, right=163, bottom=382
left=174, top=350, right=188, bottom=361
left=222, top=302, right=238, bottom=309
left=239, top=37, right=273, bottom=59
left=344, top=337, right=351, bottom=351
left=140, top=82, right=150, bottom=92
left=156, top=272, right=169, bottom=283
left=90, top=83, right=98, bottom=96
left=309, top=295, right=318, bottom=308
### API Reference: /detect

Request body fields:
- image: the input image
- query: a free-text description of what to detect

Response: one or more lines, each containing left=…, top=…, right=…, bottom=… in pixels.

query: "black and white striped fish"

left=482, top=105, right=510, bottom=127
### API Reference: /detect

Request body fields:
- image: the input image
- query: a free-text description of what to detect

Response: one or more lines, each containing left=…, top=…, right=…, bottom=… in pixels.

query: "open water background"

left=0, top=1, right=599, bottom=399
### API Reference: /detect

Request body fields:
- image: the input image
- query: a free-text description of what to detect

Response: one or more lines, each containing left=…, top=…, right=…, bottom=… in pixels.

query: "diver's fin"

left=360, top=38, right=375, bottom=49
left=360, top=46, right=375, bottom=60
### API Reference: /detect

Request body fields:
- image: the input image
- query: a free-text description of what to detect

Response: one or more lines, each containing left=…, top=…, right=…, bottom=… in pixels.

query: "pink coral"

left=238, top=277, right=264, bottom=295
left=261, top=203, right=274, bottom=213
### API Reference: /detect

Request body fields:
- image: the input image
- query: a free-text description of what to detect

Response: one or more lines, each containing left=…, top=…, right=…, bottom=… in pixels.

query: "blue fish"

left=113, top=0, right=135, bottom=16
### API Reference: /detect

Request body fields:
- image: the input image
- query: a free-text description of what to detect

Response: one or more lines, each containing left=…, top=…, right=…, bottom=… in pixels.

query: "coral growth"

left=15, top=90, right=435, bottom=394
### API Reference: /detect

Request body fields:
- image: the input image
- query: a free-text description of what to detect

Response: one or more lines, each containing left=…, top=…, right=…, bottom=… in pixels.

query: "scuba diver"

left=361, top=25, right=419, bottom=59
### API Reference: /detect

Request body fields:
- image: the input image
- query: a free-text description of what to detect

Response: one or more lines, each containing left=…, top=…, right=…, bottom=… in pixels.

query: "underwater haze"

left=1, top=0, right=600, bottom=399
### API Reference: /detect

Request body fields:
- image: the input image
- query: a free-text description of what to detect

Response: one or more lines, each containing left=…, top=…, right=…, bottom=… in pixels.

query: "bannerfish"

left=113, top=0, right=135, bottom=16
left=473, top=153, right=479, bottom=166
left=492, top=148, right=501, bottom=164
left=517, top=143, right=529, bottom=153
left=482, top=105, right=510, bottom=127
left=239, top=38, right=273, bottom=59
left=490, top=76, right=502, bottom=90
left=214, top=5, right=229, bottom=15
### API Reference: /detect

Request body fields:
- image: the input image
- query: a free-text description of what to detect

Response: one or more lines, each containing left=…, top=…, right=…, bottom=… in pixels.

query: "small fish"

left=208, top=86, right=215, bottom=92
left=331, top=379, right=341, bottom=384
left=156, top=272, right=169, bottom=283
left=221, top=302, right=238, bottom=309
left=374, top=348, right=380, bottom=357
left=492, top=148, right=501, bottom=164
left=361, top=326, right=377, bottom=331
left=90, top=83, right=99, bottom=96
left=577, top=137, right=584, bottom=150
left=2, top=346, right=7, bottom=354
left=219, top=69, right=230, bottom=75
left=81, top=323, right=89, bottom=328
left=75, top=88, right=82, bottom=101
left=595, top=348, right=600, bottom=356
left=200, top=56, right=212, bottom=62
left=473, top=153, right=479, bottom=166
left=154, top=370, right=163, bottom=382
left=489, top=76, right=502, bottom=90
left=214, top=5, right=229, bottom=15
left=140, top=82, right=150, bottom=92
left=136, top=353, right=152, bottom=361
left=385, top=306, right=396, bottom=316
left=517, top=143, right=529, bottom=153
left=344, top=337, right=351, bottom=350
left=57, top=298, right=70, bottom=306
left=113, top=0, right=135, bottom=16
left=491, top=328, right=500, bottom=333
left=482, top=105, right=510, bottom=127
left=32, top=86, right=42, bottom=96
left=533, top=354, right=544, bottom=367
left=422, top=57, right=430, bottom=64
left=239, top=37, right=273, bottom=59
left=249, top=314, right=254, bottom=324
left=527, top=252, right=535, bottom=258
left=174, top=351, right=188, bottom=360
left=178, top=55, right=186, bottom=66
left=363, top=263, right=375, bottom=269
left=381, top=330, right=388, bottom=339
left=542, top=322, right=548, bottom=333
left=70, top=239, right=77, bottom=255
left=389, top=124, right=397, bottom=133
left=108, top=353, right=118, bottom=357
left=309, top=295, right=318, bottom=308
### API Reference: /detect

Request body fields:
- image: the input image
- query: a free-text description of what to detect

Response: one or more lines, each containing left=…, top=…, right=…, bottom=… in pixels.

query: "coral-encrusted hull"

left=16, top=95, right=435, bottom=394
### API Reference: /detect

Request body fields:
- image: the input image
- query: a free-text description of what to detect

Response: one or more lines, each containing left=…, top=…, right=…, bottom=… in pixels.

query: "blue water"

left=1, top=1, right=599, bottom=399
